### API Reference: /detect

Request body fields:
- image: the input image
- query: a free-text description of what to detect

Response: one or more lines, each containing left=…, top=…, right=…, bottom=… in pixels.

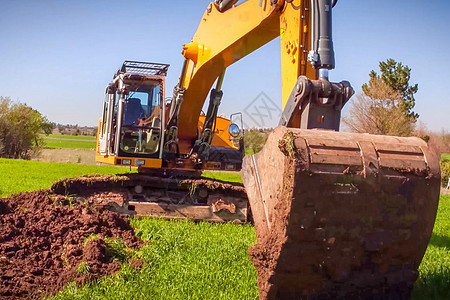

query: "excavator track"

left=241, top=127, right=440, bottom=299
left=50, top=173, right=248, bottom=223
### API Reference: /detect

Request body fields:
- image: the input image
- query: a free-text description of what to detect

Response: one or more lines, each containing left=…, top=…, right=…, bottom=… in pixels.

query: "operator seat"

left=123, top=98, right=145, bottom=125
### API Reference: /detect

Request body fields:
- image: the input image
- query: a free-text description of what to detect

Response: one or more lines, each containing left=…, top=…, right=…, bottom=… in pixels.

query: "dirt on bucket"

left=0, top=189, right=142, bottom=299
left=242, top=127, right=440, bottom=299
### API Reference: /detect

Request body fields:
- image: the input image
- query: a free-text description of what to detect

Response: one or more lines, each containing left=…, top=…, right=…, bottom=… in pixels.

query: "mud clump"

left=0, top=190, right=142, bottom=299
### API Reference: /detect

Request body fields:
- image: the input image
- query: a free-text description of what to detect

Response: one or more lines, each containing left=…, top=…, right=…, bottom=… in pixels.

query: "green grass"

left=0, top=158, right=449, bottom=299
left=0, top=158, right=132, bottom=198
left=411, top=194, right=450, bottom=299
left=50, top=219, right=258, bottom=300
left=441, top=153, right=450, bottom=161
left=0, top=158, right=252, bottom=299
left=45, top=134, right=96, bottom=140
left=201, top=171, right=242, bottom=183
left=43, top=139, right=97, bottom=149
left=245, top=149, right=255, bottom=155
left=41, top=134, right=97, bottom=149
left=76, top=262, right=91, bottom=274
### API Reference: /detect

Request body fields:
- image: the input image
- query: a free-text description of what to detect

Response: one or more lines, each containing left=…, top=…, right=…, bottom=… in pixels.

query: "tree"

left=344, top=59, right=418, bottom=137
left=344, top=91, right=415, bottom=137
left=0, top=97, right=53, bottom=159
left=363, top=58, right=419, bottom=119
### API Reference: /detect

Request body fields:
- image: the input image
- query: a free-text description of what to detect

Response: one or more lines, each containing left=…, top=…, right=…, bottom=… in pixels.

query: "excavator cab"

left=96, top=60, right=244, bottom=171
left=96, top=61, right=168, bottom=168
left=120, top=90, right=161, bottom=155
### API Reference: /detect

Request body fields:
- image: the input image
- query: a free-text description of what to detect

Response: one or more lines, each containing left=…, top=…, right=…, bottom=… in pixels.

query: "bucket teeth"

left=242, top=126, right=440, bottom=299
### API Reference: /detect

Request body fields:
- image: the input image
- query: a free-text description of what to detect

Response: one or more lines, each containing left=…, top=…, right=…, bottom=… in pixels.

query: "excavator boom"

left=169, top=0, right=338, bottom=153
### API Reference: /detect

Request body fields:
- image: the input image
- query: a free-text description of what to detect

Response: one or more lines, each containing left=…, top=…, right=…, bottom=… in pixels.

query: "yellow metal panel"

left=176, top=0, right=321, bottom=150
left=280, top=0, right=317, bottom=110
left=95, top=154, right=162, bottom=169
left=95, top=154, right=116, bottom=165
left=95, top=119, right=102, bottom=155
left=198, top=115, right=236, bottom=148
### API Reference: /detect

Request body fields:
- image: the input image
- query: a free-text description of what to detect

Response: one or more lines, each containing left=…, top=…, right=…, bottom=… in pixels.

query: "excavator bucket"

left=242, top=127, right=440, bottom=299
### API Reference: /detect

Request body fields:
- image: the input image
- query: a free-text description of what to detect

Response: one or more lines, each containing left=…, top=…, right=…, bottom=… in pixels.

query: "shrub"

left=0, top=97, right=53, bottom=159
left=440, top=158, right=450, bottom=187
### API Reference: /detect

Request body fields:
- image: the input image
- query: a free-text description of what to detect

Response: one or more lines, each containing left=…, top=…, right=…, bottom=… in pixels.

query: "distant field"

left=45, top=134, right=96, bottom=140
left=42, top=134, right=96, bottom=149
left=36, top=148, right=96, bottom=165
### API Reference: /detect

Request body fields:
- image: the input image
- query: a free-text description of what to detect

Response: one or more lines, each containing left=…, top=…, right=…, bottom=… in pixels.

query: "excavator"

left=85, top=0, right=441, bottom=298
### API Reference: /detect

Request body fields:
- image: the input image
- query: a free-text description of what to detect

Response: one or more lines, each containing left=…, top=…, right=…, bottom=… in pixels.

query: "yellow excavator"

left=89, top=0, right=440, bottom=298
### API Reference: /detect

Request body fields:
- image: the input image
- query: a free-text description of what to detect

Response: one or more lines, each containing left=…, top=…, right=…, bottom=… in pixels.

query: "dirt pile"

left=0, top=190, right=142, bottom=299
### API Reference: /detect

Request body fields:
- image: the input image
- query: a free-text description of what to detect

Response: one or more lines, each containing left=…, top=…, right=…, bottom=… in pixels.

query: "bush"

left=441, top=158, right=450, bottom=187
left=243, top=129, right=269, bottom=154
left=0, top=97, right=53, bottom=159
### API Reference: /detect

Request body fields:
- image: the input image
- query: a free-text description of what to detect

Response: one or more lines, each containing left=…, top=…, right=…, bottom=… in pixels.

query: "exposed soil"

left=0, top=173, right=247, bottom=299
left=0, top=189, right=142, bottom=299
left=49, top=174, right=247, bottom=198
left=246, top=135, right=297, bottom=300
left=31, top=148, right=96, bottom=165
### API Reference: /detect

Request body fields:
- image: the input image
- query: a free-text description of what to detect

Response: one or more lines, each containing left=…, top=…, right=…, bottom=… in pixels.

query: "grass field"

left=411, top=194, right=450, bottom=300
left=45, top=134, right=97, bottom=140
left=442, top=153, right=450, bottom=161
left=0, top=158, right=131, bottom=198
left=0, top=158, right=449, bottom=299
left=42, top=134, right=96, bottom=149
left=50, top=219, right=258, bottom=300
left=202, top=171, right=242, bottom=183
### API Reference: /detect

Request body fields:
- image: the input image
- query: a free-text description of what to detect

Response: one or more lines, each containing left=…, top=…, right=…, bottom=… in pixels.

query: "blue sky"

left=0, top=0, right=449, bottom=131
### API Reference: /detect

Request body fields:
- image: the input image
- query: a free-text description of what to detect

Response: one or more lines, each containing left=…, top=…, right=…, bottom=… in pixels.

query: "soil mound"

left=0, top=189, right=142, bottom=299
